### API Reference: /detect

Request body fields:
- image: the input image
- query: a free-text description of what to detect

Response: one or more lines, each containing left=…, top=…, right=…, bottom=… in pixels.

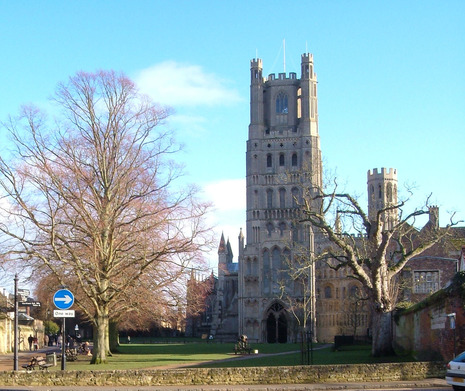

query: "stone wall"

left=394, top=273, right=465, bottom=361
left=0, top=318, right=44, bottom=354
left=0, top=362, right=445, bottom=387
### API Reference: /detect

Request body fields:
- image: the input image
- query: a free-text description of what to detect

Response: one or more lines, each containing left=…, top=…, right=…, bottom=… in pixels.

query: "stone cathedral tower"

left=367, top=168, right=398, bottom=230
left=237, top=53, right=322, bottom=343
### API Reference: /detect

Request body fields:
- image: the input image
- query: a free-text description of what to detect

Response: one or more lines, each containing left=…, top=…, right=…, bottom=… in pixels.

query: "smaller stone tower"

left=212, top=233, right=238, bottom=341
left=367, top=168, right=398, bottom=231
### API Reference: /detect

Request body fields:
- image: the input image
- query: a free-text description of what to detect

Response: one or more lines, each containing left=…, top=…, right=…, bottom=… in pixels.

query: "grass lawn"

left=54, top=342, right=416, bottom=371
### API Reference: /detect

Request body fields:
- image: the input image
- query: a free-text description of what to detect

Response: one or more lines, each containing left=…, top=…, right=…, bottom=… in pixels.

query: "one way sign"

left=53, top=289, right=74, bottom=310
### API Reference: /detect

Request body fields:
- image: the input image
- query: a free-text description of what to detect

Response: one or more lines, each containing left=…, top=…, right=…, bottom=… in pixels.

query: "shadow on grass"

left=61, top=343, right=415, bottom=371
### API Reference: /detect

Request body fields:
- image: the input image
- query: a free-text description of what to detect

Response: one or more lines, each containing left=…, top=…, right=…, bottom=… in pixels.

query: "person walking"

left=33, top=336, right=38, bottom=351
left=27, top=335, right=33, bottom=351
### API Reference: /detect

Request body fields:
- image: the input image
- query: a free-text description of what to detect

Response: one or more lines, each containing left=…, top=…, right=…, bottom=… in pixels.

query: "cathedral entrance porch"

left=265, top=302, right=288, bottom=343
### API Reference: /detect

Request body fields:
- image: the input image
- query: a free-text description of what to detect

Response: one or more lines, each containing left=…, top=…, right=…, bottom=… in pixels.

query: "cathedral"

left=185, top=52, right=462, bottom=343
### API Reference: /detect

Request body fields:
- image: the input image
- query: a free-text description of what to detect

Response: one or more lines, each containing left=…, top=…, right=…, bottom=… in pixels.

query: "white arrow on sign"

left=55, top=295, right=73, bottom=305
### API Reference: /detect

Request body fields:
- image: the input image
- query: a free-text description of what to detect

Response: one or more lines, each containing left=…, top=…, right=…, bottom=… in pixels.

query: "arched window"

left=266, top=189, right=273, bottom=208
left=378, top=184, right=382, bottom=199
left=349, top=285, right=359, bottom=297
left=387, top=183, right=392, bottom=202
left=279, top=188, right=286, bottom=208
left=263, top=250, right=270, bottom=293
left=282, top=249, right=290, bottom=271
left=267, top=154, right=272, bottom=168
left=279, top=222, right=286, bottom=236
left=324, top=286, right=332, bottom=299
left=291, top=153, right=297, bottom=166
left=276, top=92, right=288, bottom=114
left=272, top=248, right=280, bottom=292
left=291, top=223, right=299, bottom=242
left=279, top=153, right=285, bottom=166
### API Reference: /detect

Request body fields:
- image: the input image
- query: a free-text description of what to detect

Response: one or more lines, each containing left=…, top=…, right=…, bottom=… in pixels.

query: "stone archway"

left=265, top=302, right=288, bottom=343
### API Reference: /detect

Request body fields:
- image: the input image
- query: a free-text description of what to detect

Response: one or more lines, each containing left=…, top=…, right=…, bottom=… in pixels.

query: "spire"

left=218, top=232, right=226, bottom=254
left=226, top=238, right=233, bottom=261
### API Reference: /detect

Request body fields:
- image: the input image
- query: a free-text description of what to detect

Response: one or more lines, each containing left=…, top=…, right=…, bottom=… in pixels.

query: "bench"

left=22, top=356, right=53, bottom=371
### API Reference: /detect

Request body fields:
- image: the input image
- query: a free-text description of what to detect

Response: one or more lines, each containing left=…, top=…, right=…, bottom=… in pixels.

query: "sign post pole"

left=13, top=275, right=18, bottom=371
left=53, top=289, right=75, bottom=371
left=61, top=317, right=66, bottom=370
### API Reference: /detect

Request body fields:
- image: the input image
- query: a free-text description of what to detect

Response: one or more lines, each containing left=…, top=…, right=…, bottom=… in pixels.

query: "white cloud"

left=202, top=178, right=246, bottom=269
left=167, top=114, right=208, bottom=138
left=134, top=61, right=242, bottom=107
left=203, top=178, right=246, bottom=212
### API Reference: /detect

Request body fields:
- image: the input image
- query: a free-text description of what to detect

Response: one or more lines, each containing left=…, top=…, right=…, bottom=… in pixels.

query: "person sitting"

left=84, top=341, right=91, bottom=356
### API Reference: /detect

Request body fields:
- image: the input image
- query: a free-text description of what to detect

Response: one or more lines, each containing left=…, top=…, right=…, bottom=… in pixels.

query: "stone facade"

left=0, top=291, right=45, bottom=353
left=187, top=53, right=464, bottom=345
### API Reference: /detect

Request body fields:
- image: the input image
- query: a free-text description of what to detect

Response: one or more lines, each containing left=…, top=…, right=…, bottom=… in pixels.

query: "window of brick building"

left=413, top=270, right=439, bottom=294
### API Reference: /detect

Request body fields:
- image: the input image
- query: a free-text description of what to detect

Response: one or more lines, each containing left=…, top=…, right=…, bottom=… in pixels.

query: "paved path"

left=0, top=346, right=61, bottom=371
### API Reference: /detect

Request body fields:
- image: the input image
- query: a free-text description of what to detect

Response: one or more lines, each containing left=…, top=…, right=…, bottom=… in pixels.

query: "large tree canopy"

left=300, top=184, right=458, bottom=356
left=0, top=70, right=213, bottom=363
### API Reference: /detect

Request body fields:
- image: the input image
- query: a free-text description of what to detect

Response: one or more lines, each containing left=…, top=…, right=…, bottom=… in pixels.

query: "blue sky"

left=1, top=1, right=464, bottom=273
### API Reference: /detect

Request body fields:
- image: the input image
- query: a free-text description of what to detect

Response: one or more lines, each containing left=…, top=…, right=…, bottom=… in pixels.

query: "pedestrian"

left=33, top=337, right=38, bottom=351
left=27, top=335, right=33, bottom=351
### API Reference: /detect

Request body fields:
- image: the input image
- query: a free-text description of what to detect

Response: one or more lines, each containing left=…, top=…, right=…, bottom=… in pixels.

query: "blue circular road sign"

left=53, top=289, right=74, bottom=310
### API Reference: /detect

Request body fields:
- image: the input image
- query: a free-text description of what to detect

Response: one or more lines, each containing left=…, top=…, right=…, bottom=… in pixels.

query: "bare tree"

left=300, top=182, right=458, bottom=356
left=0, top=71, right=213, bottom=364
left=185, top=271, right=216, bottom=337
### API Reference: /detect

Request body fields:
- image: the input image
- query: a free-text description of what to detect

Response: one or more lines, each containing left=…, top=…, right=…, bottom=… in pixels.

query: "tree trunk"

left=371, top=310, right=395, bottom=357
left=104, top=315, right=112, bottom=356
left=91, top=313, right=108, bottom=364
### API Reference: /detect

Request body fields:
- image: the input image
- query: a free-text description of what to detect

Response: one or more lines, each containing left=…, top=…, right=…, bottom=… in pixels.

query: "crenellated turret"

left=249, top=58, right=265, bottom=140
left=238, top=228, right=244, bottom=259
left=367, top=168, right=398, bottom=231
left=299, top=53, right=318, bottom=137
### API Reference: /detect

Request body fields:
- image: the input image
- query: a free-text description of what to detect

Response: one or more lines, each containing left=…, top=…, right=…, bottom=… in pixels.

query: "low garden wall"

left=0, top=361, right=446, bottom=387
